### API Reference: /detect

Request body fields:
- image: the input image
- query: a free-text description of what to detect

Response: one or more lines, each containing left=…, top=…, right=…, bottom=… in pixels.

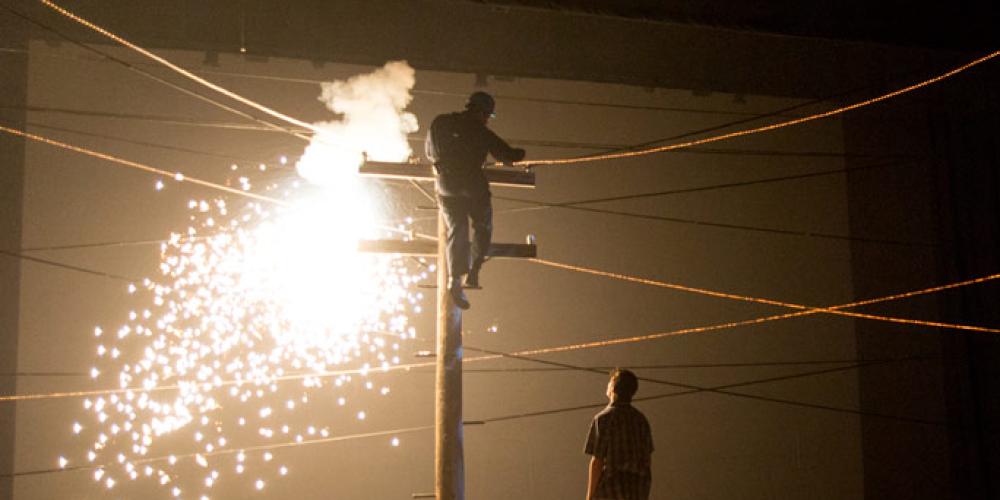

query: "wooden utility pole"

left=359, top=161, right=535, bottom=500
left=435, top=210, right=464, bottom=499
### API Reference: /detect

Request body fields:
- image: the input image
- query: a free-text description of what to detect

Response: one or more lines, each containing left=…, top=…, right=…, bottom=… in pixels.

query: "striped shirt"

left=584, top=402, right=654, bottom=500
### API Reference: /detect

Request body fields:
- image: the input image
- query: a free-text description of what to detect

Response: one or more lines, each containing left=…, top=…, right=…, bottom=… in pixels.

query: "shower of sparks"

left=66, top=61, right=424, bottom=497
left=72, top=165, right=428, bottom=496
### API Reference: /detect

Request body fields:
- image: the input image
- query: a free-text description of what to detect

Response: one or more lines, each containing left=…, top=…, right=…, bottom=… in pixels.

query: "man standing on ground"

left=425, top=91, right=525, bottom=310
left=584, top=368, right=654, bottom=500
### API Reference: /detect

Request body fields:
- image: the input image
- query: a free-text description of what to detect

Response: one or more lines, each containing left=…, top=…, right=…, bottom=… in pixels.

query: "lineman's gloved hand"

left=502, top=148, right=526, bottom=166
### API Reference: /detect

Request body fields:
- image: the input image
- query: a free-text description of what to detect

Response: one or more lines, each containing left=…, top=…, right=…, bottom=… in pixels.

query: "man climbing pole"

left=425, top=91, right=526, bottom=310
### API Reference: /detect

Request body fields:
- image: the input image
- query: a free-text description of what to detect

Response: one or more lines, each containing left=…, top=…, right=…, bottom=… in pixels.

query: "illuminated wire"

left=0, top=45, right=823, bottom=119
left=4, top=356, right=943, bottom=477
left=5, top=425, right=434, bottom=478
left=3, top=268, right=995, bottom=403
left=38, top=0, right=322, bottom=138
left=0, top=3, right=310, bottom=143
left=20, top=236, right=202, bottom=253
left=1, top=124, right=428, bottom=240
left=13, top=104, right=917, bottom=160
left=459, top=356, right=940, bottom=372
left=26, top=121, right=260, bottom=164
left=0, top=249, right=139, bottom=282
left=6, top=105, right=309, bottom=133
left=0, top=123, right=288, bottom=205
left=477, top=360, right=947, bottom=427
left=529, top=258, right=1000, bottom=334
left=520, top=50, right=1000, bottom=167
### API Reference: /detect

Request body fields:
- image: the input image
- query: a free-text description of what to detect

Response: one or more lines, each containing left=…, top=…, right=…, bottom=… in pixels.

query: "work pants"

left=438, top=193, right=492, bottom=281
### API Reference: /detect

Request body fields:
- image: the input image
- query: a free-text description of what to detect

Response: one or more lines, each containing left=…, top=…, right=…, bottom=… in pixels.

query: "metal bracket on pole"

left=358, top=240, right=536, bottom=259
left=359, top=160, right=536, bottom=189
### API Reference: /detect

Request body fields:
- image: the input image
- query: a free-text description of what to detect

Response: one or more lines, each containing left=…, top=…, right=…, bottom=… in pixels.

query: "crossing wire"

left=3, top=356, right=944, bottom=478
left=37, top=1, right=1000, bottom=173
left=37, top=0, right=322, bottom=139
left=0, top=124, right=435, bottom=240
left=0, top=249, right=139, bottom=282
left=528, top=258, right=1000, bottom=334
left=518, top=49, right=1000, bottom=167
left=0, top=268, right=995, bottom=403
left=0, top=124, right=288, bottom=206
left=0, top=3, right=311, bottom=144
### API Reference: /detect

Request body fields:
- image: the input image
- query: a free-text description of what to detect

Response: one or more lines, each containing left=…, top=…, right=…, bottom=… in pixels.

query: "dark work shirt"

left=424, top=110, right=522, bottom=197
left=585, top=402, right=654, bottom=500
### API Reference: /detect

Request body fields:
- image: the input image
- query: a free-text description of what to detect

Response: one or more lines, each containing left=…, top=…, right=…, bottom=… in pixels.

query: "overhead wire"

left=477, top=359, right=947, bottom=427
left=9, top=104, right=918, bottom=161
left=3, top=355, right=945, bottom=478
left=8, top=2, right=991, bottom=486
left=519, top=49, right=1000, bottom=167
left=528, top=258, right=1000, bottom=334
left=0, top=123, right=434, bottom=240
left=0, top=46, right=820, bottom=119
left=0, top=123, right=288, bottom=206
left=1, top=269, right=996, bottom=403
left=35, top=0, right=998, bottom=178
left=0, top=248, right=139, bottom=282
left=0, top=3, right=311, bottom=144
left=487, top=158, right=937, bottom=247
left=36, top=0, right=321, bottom=140
left=25, top=121, right=261, bottom=164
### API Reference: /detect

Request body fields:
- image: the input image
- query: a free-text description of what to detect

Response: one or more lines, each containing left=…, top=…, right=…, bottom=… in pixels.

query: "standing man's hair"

left=610, top=368, right=638, bottom=403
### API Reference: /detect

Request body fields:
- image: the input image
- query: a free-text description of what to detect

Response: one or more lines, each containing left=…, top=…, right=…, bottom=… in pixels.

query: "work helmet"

left=465, top=91, right=496, bottom=116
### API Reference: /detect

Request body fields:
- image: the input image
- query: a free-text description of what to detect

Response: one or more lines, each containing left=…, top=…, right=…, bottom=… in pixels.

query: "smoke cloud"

left=296, top=61, right=418, bottom=186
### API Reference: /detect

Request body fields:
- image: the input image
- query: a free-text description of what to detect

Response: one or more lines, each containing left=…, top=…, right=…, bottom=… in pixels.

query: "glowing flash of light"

left=72, top=129, right=429, bottom=496
left=297, top=60, right=418, bottom=186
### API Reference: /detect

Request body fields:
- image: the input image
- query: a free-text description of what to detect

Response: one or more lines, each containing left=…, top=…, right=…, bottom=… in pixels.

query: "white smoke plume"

left=296, top=61, right=418, bottom=186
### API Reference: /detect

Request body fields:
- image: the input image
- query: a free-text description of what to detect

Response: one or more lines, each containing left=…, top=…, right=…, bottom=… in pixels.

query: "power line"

left=37, top=0, right=997, bottom=178
left=38, top=0, right=321, bottom=138
left=1, top=269, right=994, bottom=403
left=0, top=46, right=822, bottom=119
left=528, top=258, right=1000, bottom=334
left=477, top=359, right=947, bottom=427
left=11, top=105, right=913, bottom=161
left=0, top=356, right=942, bottom=478
left=0, top=3, right=309, bottom=143
left=457, top=356, right=942, bottom=372
left=26, top=121, right=261, bottom=164
left=0, top=123, right=289, bottom=206
left=0, top=248, right=138, bottom=282
left=1, top=105, right=308, bottom=133
left=521, top=49, right=1000, bottom=167
left=489, top=158, right=937, bottom=247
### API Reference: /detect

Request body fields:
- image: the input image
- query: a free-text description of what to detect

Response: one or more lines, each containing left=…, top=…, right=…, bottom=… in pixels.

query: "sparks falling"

left=70, top=62, right=426, bottom=497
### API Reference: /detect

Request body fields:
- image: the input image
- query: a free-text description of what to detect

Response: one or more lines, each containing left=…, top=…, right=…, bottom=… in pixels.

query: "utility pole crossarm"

left=360, top=161, right=535, bottom=188
left=359, top=240, right=536, bottom=259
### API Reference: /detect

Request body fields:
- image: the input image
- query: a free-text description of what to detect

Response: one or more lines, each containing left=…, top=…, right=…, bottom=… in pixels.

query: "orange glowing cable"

left=0, top=124, right=289, bottom=206
left=3, top=268, right=995, bottom=403
left=1, top=124, right=427, bottom=239
left=10, top=425, right=435, bottom=477
left=530, top=258, right=1000, bottom=334
left=519, top=50, right=1000, bottom=167
left=39, top=0, right=322, bottom=138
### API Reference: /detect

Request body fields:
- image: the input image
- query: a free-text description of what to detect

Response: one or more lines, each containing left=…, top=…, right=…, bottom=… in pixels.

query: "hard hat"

left=465, top=91, right=496, bottom=115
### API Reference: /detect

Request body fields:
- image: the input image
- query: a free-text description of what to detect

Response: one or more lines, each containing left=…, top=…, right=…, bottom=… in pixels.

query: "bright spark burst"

left=71, top=170, right=427, bottom=493
left=70, top=62, right=427, bottom=495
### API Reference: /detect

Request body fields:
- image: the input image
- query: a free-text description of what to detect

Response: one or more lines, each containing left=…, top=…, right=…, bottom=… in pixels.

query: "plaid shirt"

left=584, top=402, right=654, bottom=500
